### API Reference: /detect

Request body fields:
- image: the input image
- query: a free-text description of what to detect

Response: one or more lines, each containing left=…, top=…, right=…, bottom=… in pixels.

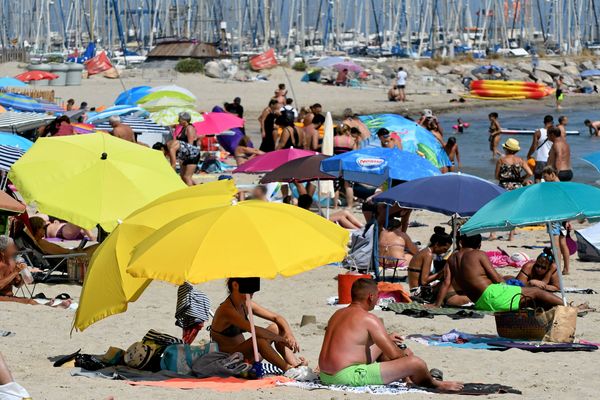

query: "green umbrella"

left=461, top=182, right=600, bottom=304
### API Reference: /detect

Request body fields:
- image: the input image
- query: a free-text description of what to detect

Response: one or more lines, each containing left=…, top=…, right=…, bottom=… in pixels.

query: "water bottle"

left=16, top=255, right=33, bottom=284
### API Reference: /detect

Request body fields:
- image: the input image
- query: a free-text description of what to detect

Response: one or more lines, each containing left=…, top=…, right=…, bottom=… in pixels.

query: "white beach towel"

left=278, top=380, right=427, bottom=395
left=0, top=382, right=31, bottom=400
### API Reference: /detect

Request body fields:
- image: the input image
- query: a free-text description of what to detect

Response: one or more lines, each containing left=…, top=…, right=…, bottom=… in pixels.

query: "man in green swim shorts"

left=455, top=234, right=563, bottom=311
left=318, top=278, right=463, bottom=391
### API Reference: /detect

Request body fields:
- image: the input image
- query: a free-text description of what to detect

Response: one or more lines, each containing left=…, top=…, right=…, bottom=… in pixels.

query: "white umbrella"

left=320, top=112, right=335, bottom=218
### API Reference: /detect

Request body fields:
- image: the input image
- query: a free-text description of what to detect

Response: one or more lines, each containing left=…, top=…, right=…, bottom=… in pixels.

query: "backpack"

left=282, top=107, right=296, bottom=124
left=342, top=223, right=375, bottom=273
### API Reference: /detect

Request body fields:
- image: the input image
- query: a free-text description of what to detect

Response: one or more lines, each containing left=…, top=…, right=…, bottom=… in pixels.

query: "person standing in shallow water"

left=488, top=112, right=502, bottom=159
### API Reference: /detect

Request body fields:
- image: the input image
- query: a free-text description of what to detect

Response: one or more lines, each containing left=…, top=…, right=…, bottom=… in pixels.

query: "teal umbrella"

left=461, top=182, right=600, bottom=304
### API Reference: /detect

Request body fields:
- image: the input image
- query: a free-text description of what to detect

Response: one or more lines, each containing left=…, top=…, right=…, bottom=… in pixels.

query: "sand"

left=1, top=65, right=600, bottom=399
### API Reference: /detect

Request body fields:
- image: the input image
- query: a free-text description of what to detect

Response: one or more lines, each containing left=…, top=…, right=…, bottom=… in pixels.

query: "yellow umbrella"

left=73, top=180, right=237, bottom=332
left=126, top=200, right=349, bottom=284
left=8, top=132, right=185, bottom=231
left=125, top=199, right=348, bottom=368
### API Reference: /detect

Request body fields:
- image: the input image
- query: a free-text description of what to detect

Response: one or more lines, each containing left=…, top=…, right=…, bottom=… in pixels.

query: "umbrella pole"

left=317, top=179, right=323, bottom=215
left=452, top=214, right=457, bottom=251
left=546, top=222, right=567, bottom=305
left=245, top=294, right=261, bottom=364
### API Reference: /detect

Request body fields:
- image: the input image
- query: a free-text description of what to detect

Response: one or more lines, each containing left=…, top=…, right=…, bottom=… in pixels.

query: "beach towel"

left=562, top=287, right=598, bottom=294
left=408, top=331, right=512, bottom=350
left=0, top=382, right=31, bottom=400
left=377, top=282, right=411, bottom=303
left=486, top=341, right=598, bottom=352
left=279, top=381, right=522, bottom=396
left=384, top=302, right=491, bottom=319
left=128, top=376, right=290, bottom=391
left=485, top=250, right=530, bottom=268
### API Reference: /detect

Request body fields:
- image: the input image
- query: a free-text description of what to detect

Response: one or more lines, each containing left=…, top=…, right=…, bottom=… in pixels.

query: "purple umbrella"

left=333, top=61, right=364, bottom=73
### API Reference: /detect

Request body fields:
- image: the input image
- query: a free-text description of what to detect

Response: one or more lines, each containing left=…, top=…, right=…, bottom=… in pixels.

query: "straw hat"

left=502, top=138, right=520, bottom=152
left=124, top=342, right=155, bottom=369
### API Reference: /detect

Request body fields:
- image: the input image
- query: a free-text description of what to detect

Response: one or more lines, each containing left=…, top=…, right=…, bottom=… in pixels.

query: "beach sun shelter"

left=73, top=180, right=237, bottom=332
left=8, top=132, right=185, bottom=231
left=461, top=182, right=600, bottom=304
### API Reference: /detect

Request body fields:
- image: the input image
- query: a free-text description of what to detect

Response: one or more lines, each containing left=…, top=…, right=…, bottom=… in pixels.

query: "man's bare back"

left=550, top=139, right=571, bottom=171
left=112, top=124, right=136, bottom=142
left=455, top=249, right=501, bottom=302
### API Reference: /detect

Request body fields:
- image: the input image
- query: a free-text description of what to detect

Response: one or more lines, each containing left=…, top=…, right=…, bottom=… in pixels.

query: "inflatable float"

left=468, top=80, right=554, bottom=100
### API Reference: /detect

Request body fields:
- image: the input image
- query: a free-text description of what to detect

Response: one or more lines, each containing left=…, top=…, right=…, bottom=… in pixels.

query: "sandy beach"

left=2, top=65, right=600, bottom=400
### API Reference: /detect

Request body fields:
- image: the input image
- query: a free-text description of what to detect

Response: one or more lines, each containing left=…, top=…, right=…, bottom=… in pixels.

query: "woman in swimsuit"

left=333, top=125, right=358, bottom=209
left=275, top=114, right=301, bottom=150
left=444, top=137, right=460, bottom=172
left=378, top=218, right=419, bottom=268
left=488, top=112, right=502, bottom=159
left=234, top=135, right=264, bottom=166
left=154, top=140, right=200, bottom=186
left=516, top=249, right=560, bottom=292
left=407, top=227, right=453, bottom=293
left=210, top=278, right=306, bottom=373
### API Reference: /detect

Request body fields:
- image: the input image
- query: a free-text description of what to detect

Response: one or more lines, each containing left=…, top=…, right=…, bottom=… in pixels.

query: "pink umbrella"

left=195, top=112, right=244, bottom=135
left=233, top=148, right=318, bottom=173
left=333, top=61, right=363, bottom=73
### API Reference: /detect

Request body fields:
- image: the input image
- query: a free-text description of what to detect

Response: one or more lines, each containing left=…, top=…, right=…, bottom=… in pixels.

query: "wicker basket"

left=494, top=294, right=551, bottom=340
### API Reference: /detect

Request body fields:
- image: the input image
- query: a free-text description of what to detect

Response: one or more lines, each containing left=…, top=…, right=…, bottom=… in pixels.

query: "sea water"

left=437, top=104, right=600, bottom=185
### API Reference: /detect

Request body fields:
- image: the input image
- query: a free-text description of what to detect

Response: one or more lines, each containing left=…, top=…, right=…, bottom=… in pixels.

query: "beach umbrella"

left=94, top=115, right=170, bottom=136
left=461, top=182, right=600, bottom=304
left=0, top=111, right=53, bottom=135
left=73, top=180, right=237, bottom=332
left=192, top=112, right=244, bottom=135
left=471, top=65, right=504, bottom=75
left=320, top=112, right=335, bottom=214
left=320, top=147, right=440, bottom=187
left=0, top=145, right=25, bottom=172
left=114, top=86, right=152, bottom=105
left=359, top=114, right=452, bottom=168
left=14, top=71, right=59, bottom=82
left=582, top=152, right=600, bottom=173
left=233, top=148, right=317, bottom=173
left=37, top=99, right=65, bottom=113
left=580, top=70, right=600, bottom=78
left=85, top=105, right=149, bottom=124
left=125, top=200, right=348, bottom=371
left=260, top=154, right=334, bottom=183
left=71, top=123, right=104, bottom=134
left=8, top=132, right=185, bottom=231
left=137, top=97, right=196, bottom=112
left=0, top=77, right=28, bottom=88
left=149, top=108, right=203, bottom=127
left=314, top=56, right=346, bottom=68
left=333, top=61, right=363, bottom=72
left=136, top=85, right=197, bottom=104
left=0, top=92, right=44, bottom=113
left=373, top=173, right=506, bottom=217
left=0, top=133, right=34, bottom=150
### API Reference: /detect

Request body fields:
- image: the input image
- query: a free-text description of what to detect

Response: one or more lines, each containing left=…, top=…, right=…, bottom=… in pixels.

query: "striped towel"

left=175, top=282, right=211, bottom=329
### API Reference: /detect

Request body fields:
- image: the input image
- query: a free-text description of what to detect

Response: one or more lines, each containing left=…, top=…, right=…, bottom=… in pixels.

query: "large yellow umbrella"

left=8, top=132, right=185, bottom=231
left=125, top=200, right=348, bottom=368
left=73, top=180, right=237, bottom=332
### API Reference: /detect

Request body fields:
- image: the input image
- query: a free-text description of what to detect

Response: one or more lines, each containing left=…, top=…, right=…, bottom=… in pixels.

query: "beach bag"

left=160, top=342, right=218, bottom=375
left=342, top=223, right=374, bottom=272
left=142, top=329, right=182, bottom=347
left=543, top=306, right=577, bottom=343
left=566, top=230, right=578, bottom=256
left=494, top=294, right=551, bottom=340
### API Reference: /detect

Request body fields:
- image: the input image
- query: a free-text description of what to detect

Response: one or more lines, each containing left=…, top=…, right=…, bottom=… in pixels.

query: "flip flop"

left=53, top=349, right=81, bottom=367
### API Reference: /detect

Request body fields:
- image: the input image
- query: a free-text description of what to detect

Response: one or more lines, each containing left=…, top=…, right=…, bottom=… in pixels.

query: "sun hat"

left=502, top=138, right=520, bottom=152
left=423, top=109, right=433, bottom=118
left=124, top=342, right=155, bottom=369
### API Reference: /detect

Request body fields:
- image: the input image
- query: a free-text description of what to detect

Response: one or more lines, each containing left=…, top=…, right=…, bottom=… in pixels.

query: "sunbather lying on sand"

left=210, top=278, right=314, bottom=379
left=456, top=234, right=563, bottom=311
left=515, top=248, right=560, bottom=292
left=319, top=278, right=463, bottom=391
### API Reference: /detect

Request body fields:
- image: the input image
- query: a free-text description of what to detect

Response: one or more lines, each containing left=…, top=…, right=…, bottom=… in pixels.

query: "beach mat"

left=280, top=380, right=521, bottom=396
left=408, top=331, right=512, bottom=350
left=384, top=302, right=491, bottom=319
left=486, top=341, right=598, bottom=352
left=128, top=376, right=290, bottom=391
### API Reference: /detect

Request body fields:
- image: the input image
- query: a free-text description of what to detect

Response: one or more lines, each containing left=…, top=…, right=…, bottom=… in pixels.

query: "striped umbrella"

left=0, top=111, right=54, bottom=134
left=0, top=145, right=25, bottom=172
left=86, top=105, right=149, bottom=124
left=94, top=116, right=170, bottom=136
left=71, top=123, right=104, bottom=134
left=0, top=92, right=44, bottom=113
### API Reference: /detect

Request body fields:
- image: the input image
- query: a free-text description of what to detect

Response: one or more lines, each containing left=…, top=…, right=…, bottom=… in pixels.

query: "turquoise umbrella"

left=0, top=77, right=28, bottom=88
left=461, top=182, right=600, bottom=303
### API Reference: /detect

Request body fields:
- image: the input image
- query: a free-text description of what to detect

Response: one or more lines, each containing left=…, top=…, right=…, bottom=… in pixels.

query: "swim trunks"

left=474, top=284, right=521, bottom=312
left=557, top=170, right=573, bottom=182
left=320, top=363, right=384, bottom=387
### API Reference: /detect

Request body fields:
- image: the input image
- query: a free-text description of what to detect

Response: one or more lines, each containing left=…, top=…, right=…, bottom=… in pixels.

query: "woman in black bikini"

left=275, top=114, right=301, bottom=150
left=210, top=278, right=306, bottom=373
left=516, top=249, right=560, bottom=292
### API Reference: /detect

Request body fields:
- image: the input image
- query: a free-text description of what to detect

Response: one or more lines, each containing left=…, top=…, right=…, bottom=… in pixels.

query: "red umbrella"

left=194, top=112, right=244, bottom=135
left=15, top=71, right=59, bottom=82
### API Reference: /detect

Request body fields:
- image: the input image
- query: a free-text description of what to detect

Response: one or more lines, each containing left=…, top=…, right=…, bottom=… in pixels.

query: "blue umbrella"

left=86, top=105, right=149, bottom=123
left=581, top=69, right=600, bottom=78
left=0, top=92, right=44, bottom=113
left=320, top=147, right=440, bottom=186
left=314, top=56, right=346, bottom=68
left=582, top=152, right=600, bottom=173
left=0, top=77, right=28, bottom=88
left=114, top=86, right=152, bottom=106
left=471, top=65, right=504, bottom=75
left=0, top=133, right=33, bottom=150
left=373, top=173, right=505, bottom=217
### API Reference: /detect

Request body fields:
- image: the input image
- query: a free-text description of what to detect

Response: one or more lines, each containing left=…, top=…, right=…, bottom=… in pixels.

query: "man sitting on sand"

left=319, top=278, right=463, bottom=391
left=455, top=234, right=563, bottom=311
left=0, top=236, right=36, bottom=305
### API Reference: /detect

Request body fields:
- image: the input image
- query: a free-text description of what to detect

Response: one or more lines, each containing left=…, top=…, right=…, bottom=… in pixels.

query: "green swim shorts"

left=475, top=283, right=522, bottom=312
left=320, top=363, right=384, bottom=387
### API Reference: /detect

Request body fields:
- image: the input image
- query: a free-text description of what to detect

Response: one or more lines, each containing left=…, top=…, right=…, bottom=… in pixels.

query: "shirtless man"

left=108, top=116, right=136, bottom=143
left=557, top=116, right=568, bottom=137
left=388, top=85, right=400, bottom=102
left=342, top=108, right=371, bottom=140
left=547, top=127, right=573, bottom=181
left=434, top=236, right=474, bottom=307
left=274, top=83, right=287, bottom=104
left=379, top=218, right=419, bottom=268
left=455, top=234, right=563, bottom=311
left=302, top=104, right=318, bottom=150
left=584, top=119, right=600, bottom=136
left=319, top=278, right=463, bottom=391
left=377, top=128, right=402, bottom=149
